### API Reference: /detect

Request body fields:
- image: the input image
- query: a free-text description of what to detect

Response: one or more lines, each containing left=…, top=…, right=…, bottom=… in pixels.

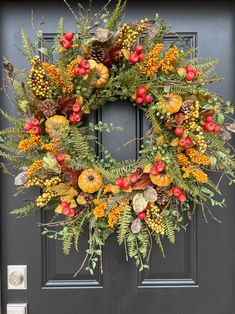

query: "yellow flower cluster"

left=18, top=133, right=39, bottom=151
left=146, top=44, right=179, bottom=77
left=146, top=43, right=163, bottom=77
left=159, top=46, right=179, bottom=73
left=186, top=148, right=211, bottom=166
left=107, top=202, right=126, bottom=228
left=93, top=199, right=107, bottom=219
left=146, top=205, right=165, bottom=235
left=182, top=166, right=208, bottom=183
left=27, top=160, right=43, bottom=177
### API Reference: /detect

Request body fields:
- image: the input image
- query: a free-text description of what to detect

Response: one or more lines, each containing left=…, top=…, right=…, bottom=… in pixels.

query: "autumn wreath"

left=1, top=1, right=234, bottom=275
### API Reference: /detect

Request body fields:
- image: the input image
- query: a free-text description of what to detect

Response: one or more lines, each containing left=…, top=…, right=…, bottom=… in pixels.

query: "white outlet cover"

left=7, top=265, right=27, bottom=290
left=7, top=303, right=27, bottom=314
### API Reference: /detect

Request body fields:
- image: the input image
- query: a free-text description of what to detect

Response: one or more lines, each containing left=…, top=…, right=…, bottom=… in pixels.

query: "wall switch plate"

left=7, top=303, right=27, bottom=314
left=7, top=265, right=27, bottom=290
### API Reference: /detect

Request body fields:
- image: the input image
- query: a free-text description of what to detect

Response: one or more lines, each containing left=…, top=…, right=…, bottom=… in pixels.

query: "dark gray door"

left=1, top=1, right=234, bottom=313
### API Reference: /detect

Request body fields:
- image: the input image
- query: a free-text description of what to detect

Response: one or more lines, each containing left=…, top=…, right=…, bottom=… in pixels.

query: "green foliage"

left=188, top=56, right=219, bottom=76
left=21, top=28, right=34, bottom=62
left=10, top=202, right=37, bottom=217
left=117, top=205, right=133, bottom=245
left=154, top=233, right=165, bottom=257
left=162, top=215, right=175, bottom=244
left=106, top=0, right=127, bottom=31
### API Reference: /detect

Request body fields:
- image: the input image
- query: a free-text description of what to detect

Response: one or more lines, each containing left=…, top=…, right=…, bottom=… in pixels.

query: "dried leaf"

left=143, top=163, right=153, bottom=173
left=131, top=218, right=142, bottom=234
left=121, top=48, right=130, bottom=60
left=144, top=186, right=158, bottom=202
left=76, top=195, right=87, bottom=205
left=226, top=122, right=235, bottom=133
left=170, top=137, right=179, bottom=147
left=154, top=153, right=162, bottom=162
left=55, top=204, right=62, bottom=214
left=132, top=173, right=151, bottom=190
left=132, top=193, right=148, bottom=213
left=175, top=113, right=185, bottom=125
left=156, top=135, right=166, bottom=145
left=177, top=67, right=186, bottom=78
left=14, top=171, right=27, bottom=186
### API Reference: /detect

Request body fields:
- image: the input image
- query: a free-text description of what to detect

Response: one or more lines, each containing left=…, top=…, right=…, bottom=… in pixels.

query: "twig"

left=63, top=0, right=79, bottom=22
left=99, top=244, right=103, bottom=274
left=216, top=172, right=225, bottom=189
left=124, top=237, right=129, bottom=261
left=200, top=197, right=208, bottom=223
left=205, top=203, right=222, bottom=224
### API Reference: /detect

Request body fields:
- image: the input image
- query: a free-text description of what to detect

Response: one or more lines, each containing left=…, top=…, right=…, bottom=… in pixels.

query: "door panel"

left=0, top=1, right=234, bottom=314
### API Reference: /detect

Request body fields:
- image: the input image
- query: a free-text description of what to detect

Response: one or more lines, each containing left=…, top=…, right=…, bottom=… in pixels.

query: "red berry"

left=122, top=181, right=130, bottom=190
left=172, top=186, right=183, bottom=197
left=195, top=69, right=203, bottom=76
left=177, top=193, right=187, bottom=202
left=56, top=154, right=65, bottom=164
left=138, top=211, right=146, bottom=220
left=68, top=208, right=76, bottom=218
left=72, top=103, right=81, bottom=113
left=74, top=66, right=86, bottom=76
left=62, top=207, right=70, bottom=216
left=137, top=86, right=147, bottom=97
left=130, top=173, right=138, bottom=184
left=135, top=96, right=144, bottom=104
left=205, top=115, right=213, bottom=123
left=61, top=201, right=69, bottom=209
left=144, top=94, right=153, bottom=104
left=129, top=53, right=139, bottom=64
left=150, top=166, right=159, bottom=176
left=185, top=65, right=195, bottom=73
left=31, top=118, right=39, bottom=126
left=69, top=115, right=76, bottom=123
left=116, top=178, right=124, bottom=187
left=64, top=32, right=73, bottom=41
left=178, top=137, right=186, bottom=147
left=59, top=37, right=66, bottom=46
left=185, top=138, right=193, bottom=148
left=155, top=161, right=165, bottom=172
left=80, top=59, right=90, bottom=69
left=186, top=71, right=195, bottom=81
left=31, top=126, right=41, bottom=135
left=174, top=127, right=184, bottom=136
left=62, top=39, right=71, bottom=49
left=213, top=125, right=221, bottom=133
left=74, top=113, right=82, bottom=122
left=134, top=45, right=144, bottom=54
left=138, top=53, right=144, bottom=61
left=204, top=122, right=215, bottom=132
left=23, top=123, right=32, bottom=131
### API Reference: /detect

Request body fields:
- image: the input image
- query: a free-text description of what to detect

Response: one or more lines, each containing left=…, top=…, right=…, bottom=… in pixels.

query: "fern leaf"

left=154, top=233, right=165, bottom=258
left=10, top=202, right=37, bottom=217
left=63, top=232, right=73, bottom=255
left=21, top=28, right=34, bottom=62
left=117, top=205, right=133, bottom=245
left=163, top=216, right=175, bottom=244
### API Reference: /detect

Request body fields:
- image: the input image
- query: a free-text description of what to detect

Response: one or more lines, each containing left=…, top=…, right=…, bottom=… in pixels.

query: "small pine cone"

left=80, top=192, right=93, bottom=204
left=156, top=187, right=169, bottom=205
left=40, top=99, right=58, bottom=117
left=181, top=99, right=194, bottom=113
left=88, top=43, right=105, bottom=63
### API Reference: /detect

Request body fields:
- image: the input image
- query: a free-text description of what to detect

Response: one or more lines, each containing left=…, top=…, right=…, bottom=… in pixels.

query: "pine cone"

left=80, top=192, right=93, bottom=204
left=156, top=187, right=169, bottom=205
left=88, top=42, right=106, bottom=63
left=40, top=99, right=58, bottom=117
left=181, top=99, right=194, bottom=113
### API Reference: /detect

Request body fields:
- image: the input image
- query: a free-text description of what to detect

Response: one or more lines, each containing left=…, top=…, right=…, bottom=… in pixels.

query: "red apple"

left=68, top=208, right=77, bottom=218
left=213, top=125, right=221, bottom=133
left=69, top=115, right=76, bottom=123
left=74, top=113, right=82, bottom=122
left=138, top=211, right=146, bottom=220
left=74, top=66, right=86, bottom=76
left=62, top=206, right=70, bottom=216
left=174, top=127, right=184, bottom=136
left=137, top=86, right=147, bottom=97
left=204, top=122, right=215, bottom=132
left=62, top=39, right=71, bottom=49
left=56, top=154, right=65, bottom=164
left=178, top=138, right=187, bottom=147
left=72, top=103, right=81, bottom=113
left=31, top=126, right=41, bottom=135
left=138, top=53, right=144, bottom=61
left=185, top=65, right=195, bottom=73
left=129, top=53, right=139, bottom=64
left=31, top=118, right=39, bottom=126
left=144, top=94, right=153, bottom=104
left=135, top=96, right=144, bottom=104
left=59, top=37, right=66, bottom=46
left=177, top=193, right=186, bottom=202
left=23, top=123, right=32, bottom=131
left=130, top=173, right=138, bottom=184
left=155, top=161, right=165, bottom=172
left=64, top=32, right=73, bottom=41
left=61, top=201, right=69, bottom=209
left=116, top=178, right=124, bottom=187
left=172, top=186, right=183, bottom=197
left=195, top=69, right=203, bottom=77
left=122, top=181, right=130, bottom=190
left=186, top=71, right=195, bottom=81
left=80, top=59, right=90, bottom=69
left=185, top=138, right=193, bottom=148
left=134, top=45, right=144, bottom=54
left=205, top=115, right=213, bottom=123
left=150, top=166, right=159, bottom=176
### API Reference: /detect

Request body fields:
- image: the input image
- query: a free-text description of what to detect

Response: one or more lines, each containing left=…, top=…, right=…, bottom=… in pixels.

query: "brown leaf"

left=132, top=173, right=151, bottom=190
left=57, top=96, right=77, bottom=115
left=175, top=113, right=185, bottom=125
left=170, top=137, right=179, bottom=147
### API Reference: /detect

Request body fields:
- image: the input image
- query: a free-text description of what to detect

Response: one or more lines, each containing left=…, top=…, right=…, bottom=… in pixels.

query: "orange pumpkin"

left=45, top=115, right=70, bottom=139
left=158, top=93, right=183, bottom=115
left=88, top=60, right=109, bottom=88
left=150, top=172, right=173, bottom=187
left=78, top=169, right=103, bottom=193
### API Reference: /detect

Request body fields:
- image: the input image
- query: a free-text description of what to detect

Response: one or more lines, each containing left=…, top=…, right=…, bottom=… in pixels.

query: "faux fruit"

left=89, top=61, right=109, bottom=88
left=45, top=115, right=70, bottom=139
left=135, top=45, right=144, bottom=54
left=74, top=66, right=86, bottom=76
left=205, top=115, right=213, bottom=123
left=186, top=71, right=195, bottom=81
left=144, top=94, right=153, bottom=104
left=177, top=194, right=186, bottom=202
left=137, top=86, right=147, bottom=97
left=138, top=211, right=146, bottom=220
left=64, top=32, right=73, bottom=41
left=204, top=122, right=215, bottom=132
left=116, top=177, right=124, bottom=187
left=72, top=103, right=81, bottom=113
left=122, top=181, right=130, bottom=190
left=135, top=96, right=144, bottom=104
left=185, top=65, right=195, bottom=73
left=129, top=53, right=139, bottom=64
left=174, top=127, right=184, bottom=136
left=172, top=186, right=182, bottom=196
left=213, top=125, right=221, bottom=133
left=56, top=154, right=65, bottom=164
left=150, top=172, right=173, bottom=187
left=158, top=93, right=183, bottom=115
left=130, top=173, right=138, bottom=184
left=78, top=168, right=103, bottom=193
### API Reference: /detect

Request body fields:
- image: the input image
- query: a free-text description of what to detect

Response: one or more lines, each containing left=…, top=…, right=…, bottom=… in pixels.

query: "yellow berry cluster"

left=27, top=160, right=43, bottom=177
left=36, top=188, right=57, bottom=207
left=25, top=177, right=44, bottom=188
left=28, top=56, right=51, bottom=99
left=42, top=62, right=64, bottom=86
left=116, top=21, right=146, bottom=49
left=159, top=45, right=179, bottom=73
left=186, top=148, right=211, bottom=166
left=40, top=142, right=57, bottom=155
left=93, top=199, right=107, bottom=219
left=146, top=205, right=165, bottom=235
left=177, top=153, right=191, bottom=166
left=18, top=133, right=39, bottom=151
left=146, top=43, right=163, bottom=77
left=107, top=201, right=126, bottom=228
left=43, top=176, right=62, bottom=187
left=182, top=165, right=208, bottom=183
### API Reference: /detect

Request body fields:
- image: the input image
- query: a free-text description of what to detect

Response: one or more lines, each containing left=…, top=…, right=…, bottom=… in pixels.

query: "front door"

left=1, top=1, right=234, bottom=313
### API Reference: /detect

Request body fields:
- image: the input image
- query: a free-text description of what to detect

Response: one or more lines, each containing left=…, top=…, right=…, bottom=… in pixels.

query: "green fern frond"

left=163, top=216, right=175, bottom=244
left=0, top=109, right=24, bottom=127
left=10, top=202, right=37, bottom=217
left=117, top=205, right=133, bottom=245
left=21, top=28, right=34, bottom=62
left=63, top=232, right=74, bottom=255
left=106, top=0, right=127, bottom=31
left=154, top=233, right=165, bottom=257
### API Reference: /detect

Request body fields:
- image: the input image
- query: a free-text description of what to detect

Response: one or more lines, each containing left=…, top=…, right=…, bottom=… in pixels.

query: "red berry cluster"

left=56, top=154, right=65, bottom=164
left=23, top=118, right=41, bottom=135
left=172, top=186, right=186, bottom=202
left=61, top=201, right=77, bottom=218
left=185, top=65, right=203, bottom=81
left=129, top=45, right=144, bottom=64
left=137, top=210, right=146, bottom=220
left=135, top=86, right=153, bottom=104
left=69, top=103, right=82, bottom=123
left=203, top=115, right=221, bottom=133
left=74, top=59, right=90, bottom=77
left=115, top=177, right=130, bottom=190
left=59, top=32, right=74, bottom=49
left=150, top=161, right=165, bottom=176
left=178, top=137, right=193, bottom=148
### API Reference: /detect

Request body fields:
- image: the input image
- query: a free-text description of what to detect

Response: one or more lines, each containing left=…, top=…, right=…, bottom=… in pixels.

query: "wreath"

left=1, top=1, right=235, bottom=275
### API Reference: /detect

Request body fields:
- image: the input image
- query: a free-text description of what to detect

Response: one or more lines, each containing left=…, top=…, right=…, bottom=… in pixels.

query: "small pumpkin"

left=78, top=168, right=103, bottom=193
left=158, top=93, right=183, bottom=115
left=45, top=115, right=70, bottom=139
left=88, top=60, right=109, bottom=88
left=150, top=172, right=173, bottom=187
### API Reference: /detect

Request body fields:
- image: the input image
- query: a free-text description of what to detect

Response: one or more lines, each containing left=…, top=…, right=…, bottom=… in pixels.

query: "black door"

left=1, top=1, right=234, bottom=313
